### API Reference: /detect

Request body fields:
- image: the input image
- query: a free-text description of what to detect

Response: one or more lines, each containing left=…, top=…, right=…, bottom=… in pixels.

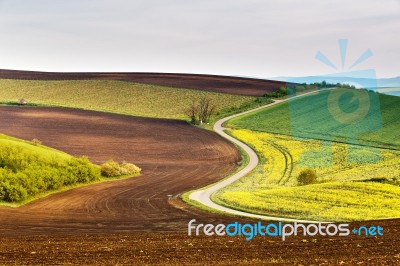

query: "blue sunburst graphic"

left=315, top=39, right=373, bottom=70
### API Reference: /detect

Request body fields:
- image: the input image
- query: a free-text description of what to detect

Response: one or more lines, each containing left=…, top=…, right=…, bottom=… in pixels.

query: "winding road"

left=189, top=90, right=331, bottom=223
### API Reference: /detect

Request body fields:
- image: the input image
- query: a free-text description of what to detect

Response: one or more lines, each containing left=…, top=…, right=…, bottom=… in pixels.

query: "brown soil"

left=1, top=225, right=399, bottom=266
left=0, top=106, right=398, bottom=265
left=0, top=69, right=286, bottom=96
left=0, top=107, right=244, bottom=233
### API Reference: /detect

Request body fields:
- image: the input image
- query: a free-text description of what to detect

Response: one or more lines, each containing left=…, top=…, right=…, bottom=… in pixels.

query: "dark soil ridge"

left=0, top=69, right=286, bottom=96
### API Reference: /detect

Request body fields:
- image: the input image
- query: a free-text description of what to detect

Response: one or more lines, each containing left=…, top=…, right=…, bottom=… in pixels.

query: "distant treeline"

left=263, top=81, right=357, bottom=98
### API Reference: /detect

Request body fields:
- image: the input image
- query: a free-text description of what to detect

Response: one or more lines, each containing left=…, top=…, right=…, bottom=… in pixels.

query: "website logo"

left=188, top=219, right=383, bottom=241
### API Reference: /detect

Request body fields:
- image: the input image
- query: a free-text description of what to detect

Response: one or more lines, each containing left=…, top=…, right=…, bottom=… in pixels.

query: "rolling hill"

left=0, top=134, right=100, bottom=204
left=227, top=88, right=400, bottom=150
left=0, top=79, right=256, bottom=119
left=0, top=69, right=285, bottom=97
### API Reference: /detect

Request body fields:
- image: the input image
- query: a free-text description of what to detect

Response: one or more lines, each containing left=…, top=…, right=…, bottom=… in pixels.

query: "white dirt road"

left=189, top=90, right=333, bottom=223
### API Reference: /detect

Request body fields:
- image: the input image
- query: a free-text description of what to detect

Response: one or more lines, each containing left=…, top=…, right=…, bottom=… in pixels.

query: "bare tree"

left=185, top=97, right=216, bottom=125
left=185, top=100, right=199, bottom=124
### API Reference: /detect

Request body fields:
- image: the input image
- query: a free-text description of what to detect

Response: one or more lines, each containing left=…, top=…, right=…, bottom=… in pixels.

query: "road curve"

left=189, top=90, right=331, bottom=223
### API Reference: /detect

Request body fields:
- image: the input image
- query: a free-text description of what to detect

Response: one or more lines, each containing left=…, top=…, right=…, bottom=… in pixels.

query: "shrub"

left=67, top=157, right=101, bottom=183
left=31, top=139, right=42, bottom=146
left=121, top=161, right=141, bottom=175
left=297, top=169, right=318, bottom=186
left=18, top=98, right=27, bottom=105
left=100, top=160, right=121, bottom=177
left=0, top=182, right=28, bottom=202
left=101, top=160, right=141, bottom=177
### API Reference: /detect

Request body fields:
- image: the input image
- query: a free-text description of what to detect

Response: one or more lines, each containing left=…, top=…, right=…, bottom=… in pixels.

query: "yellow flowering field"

left=213, top=129, right=400, bottom=221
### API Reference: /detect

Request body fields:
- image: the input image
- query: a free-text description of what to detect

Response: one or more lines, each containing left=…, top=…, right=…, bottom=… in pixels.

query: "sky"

left=0, top=0, right=399, bottom=78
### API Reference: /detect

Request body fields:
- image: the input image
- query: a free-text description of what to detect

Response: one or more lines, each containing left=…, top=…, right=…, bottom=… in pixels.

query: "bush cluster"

left=263, top=86, right=289, bottom=98
left=0, top=145, right=101, bottom=202
left=100, top=160, right=141, bottom=177
left=297, top=169, right=318, bottom=186
left=263, top=81, right=356, bottom=99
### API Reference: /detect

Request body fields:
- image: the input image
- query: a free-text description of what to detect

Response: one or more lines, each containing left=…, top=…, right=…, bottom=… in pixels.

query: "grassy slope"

left=227, top=88, right=400, bottom=150
left=0, top=134, right=71, bottom=160
left=0, top=134, right=137, bottom=206
left=0, top=79, right=255, bottom=119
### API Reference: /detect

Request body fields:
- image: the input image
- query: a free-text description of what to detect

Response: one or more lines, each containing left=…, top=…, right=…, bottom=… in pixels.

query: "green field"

left=0, top=134, right=139, bottom=205
left=227, top=88, right=400, bottom=150
left=213, top=130, right=400, bottom=221
left=0, top=79, right=256, bottom=120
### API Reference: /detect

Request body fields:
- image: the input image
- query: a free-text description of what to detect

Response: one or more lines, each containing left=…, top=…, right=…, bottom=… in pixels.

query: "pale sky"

left=0, top=0, right=399, bottom=78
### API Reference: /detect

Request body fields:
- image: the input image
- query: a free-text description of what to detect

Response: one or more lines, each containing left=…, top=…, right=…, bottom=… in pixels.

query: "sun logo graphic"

left=286, top=39, right=382, bottom=167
